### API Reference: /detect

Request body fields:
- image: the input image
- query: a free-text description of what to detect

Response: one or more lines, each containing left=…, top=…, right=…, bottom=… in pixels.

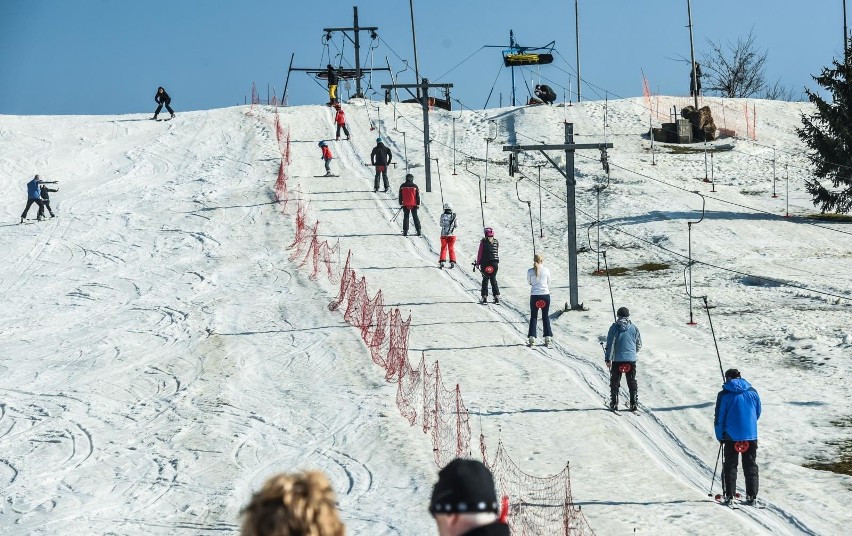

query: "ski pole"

left=707, top=442, right=722, bottom=497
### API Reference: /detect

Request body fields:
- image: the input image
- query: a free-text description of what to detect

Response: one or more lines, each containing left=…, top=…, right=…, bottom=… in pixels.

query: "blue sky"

left=0, top=0, right=844, bottom=115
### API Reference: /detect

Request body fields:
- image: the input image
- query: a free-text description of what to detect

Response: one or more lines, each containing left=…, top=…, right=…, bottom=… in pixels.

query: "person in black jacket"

left=371, top=137, right=393, bottom=192
left=153, top=86, right=175, bottom=120
left=326, top=64, right=339, bottom=105
left=398, top=173, right=421, bottom=236
left=475, top=228, right=500, bottom=303
left=690, top=62, right=703, bottom=97
left=534, top=84, right=556, bottom=105
left=39, top=183, right=58, bottom=218
left=429, top=458, right=509, bottom=536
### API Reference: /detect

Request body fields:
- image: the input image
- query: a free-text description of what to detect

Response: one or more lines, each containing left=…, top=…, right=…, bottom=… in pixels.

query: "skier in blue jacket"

left=20, top=174, right=46, bottom=223
left=604, top=306, right=642, bottom=411
left=714, top=368, right=761, bottom=505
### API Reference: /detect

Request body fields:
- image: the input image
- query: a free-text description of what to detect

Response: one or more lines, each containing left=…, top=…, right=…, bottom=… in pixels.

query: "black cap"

left=616, top=307, right=629, bottom=318
left=405, top=173, right=414, bottom=180
left=429, top=459, right=498, bottom=515
left=724, top=368, right=741, bottom=380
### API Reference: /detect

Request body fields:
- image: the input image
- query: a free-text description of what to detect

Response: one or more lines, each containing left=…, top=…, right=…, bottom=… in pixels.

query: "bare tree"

left=700, top=29, right=768, bottom=98
left=762, top=78, right=801, bottom=101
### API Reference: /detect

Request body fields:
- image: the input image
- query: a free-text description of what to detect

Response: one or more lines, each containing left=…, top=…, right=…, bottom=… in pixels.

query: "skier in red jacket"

left=318, top=141, right=334, bottom=176
left=398, top=173, right=421, bottom=236
left=334, top=104, right=350, bottom=141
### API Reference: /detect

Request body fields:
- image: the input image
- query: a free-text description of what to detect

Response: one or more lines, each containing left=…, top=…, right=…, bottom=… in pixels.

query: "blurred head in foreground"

left=241, top=470, right=345, bottom=536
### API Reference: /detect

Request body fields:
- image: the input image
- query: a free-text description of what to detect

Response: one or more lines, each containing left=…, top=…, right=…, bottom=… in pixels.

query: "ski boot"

left=544, top=336, right=552, bottom=348
left=170, top=113, right=175, bottom=119
left=527, top=336, right=535, bottom=347
left=480, top=296, right=488, bottom=304
left=609, top=395, right=618, bottom=412
left=449, top=261, right=456, bottom=269
left=439, top=261, right=446, bottom=269
left=629, top=392, right=638, bottom=412
left=493, top=296, right=500, bottom=304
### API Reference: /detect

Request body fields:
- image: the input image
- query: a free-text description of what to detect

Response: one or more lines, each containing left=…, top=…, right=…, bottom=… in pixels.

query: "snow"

left=1, top=96, right=850, bottom=535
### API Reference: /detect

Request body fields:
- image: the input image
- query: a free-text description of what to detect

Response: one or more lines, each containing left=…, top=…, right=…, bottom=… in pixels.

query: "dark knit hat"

left=617, top=306, right=629, bottom=318
left=429, top=459, right=498, bottom=515
left=724, top=368, right=741, bottom=380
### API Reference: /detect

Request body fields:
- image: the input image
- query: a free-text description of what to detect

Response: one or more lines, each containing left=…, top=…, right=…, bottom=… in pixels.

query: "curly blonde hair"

left=241, top=471, right=345, bottom=536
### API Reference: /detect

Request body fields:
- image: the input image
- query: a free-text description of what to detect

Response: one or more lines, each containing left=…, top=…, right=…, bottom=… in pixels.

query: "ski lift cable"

left=434, top=46, right=487, bottom=82
left=483, top=63, right=505, bottom=109
left=377, top=36, right=410, bottom=65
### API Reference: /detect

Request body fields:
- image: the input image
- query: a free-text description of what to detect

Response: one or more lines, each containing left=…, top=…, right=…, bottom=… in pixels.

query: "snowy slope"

left=0, top=97, right=850, bottom=535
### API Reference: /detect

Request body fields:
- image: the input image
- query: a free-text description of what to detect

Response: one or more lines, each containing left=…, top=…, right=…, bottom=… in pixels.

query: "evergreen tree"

left=797, top=42, right=852, bottom=213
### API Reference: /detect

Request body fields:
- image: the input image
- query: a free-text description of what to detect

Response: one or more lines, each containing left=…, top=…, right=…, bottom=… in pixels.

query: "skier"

left=333, top=104, right=350, bottom=141
left=475, top=228, right=500, bottom=304
left=429, top=458, right=509, bottom=536
left=39, top=183, right=59, bottom=218
left=534, top=84, right=556, bottom=105
left=370, top=137, right=392, bottom=192
left=527, top=253, right=553, bottom=347
left=398, top=173, right=421, bottom=236
left=318, top=141, right=334, bottom=176
left=20, top=174, right=47, bottom=223
left=714, top=368, right=761, bottom=505
left=153, top=86, right=175, bottom=120
left=438, top=202, right=458, bottom=268
left=690, top=62, right=703, bottom=97
left=604, top=306, right=642, bottom=411
left=326, top=64, right=339, bottom=105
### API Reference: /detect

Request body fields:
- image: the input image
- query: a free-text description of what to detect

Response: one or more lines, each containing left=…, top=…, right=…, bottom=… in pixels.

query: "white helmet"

left=443, top=202, right=452, bottom=211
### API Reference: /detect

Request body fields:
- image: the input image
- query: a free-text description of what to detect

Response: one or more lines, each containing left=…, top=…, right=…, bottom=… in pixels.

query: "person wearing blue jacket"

left=604, top=306, right=642, bottom=411
left=20, top=174, right=46, bottom=223
left=714, top=368, right=761, bottom=505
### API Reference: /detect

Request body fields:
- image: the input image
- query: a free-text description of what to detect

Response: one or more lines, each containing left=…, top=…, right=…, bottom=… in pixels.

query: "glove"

left=605, top=361, right=612, bottom=369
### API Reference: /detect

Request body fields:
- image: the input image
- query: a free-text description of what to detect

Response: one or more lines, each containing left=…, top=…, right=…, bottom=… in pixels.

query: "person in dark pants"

left=371, top=137, right=392, bottom=192
left=534, top=84, right=556, bottom=105
left=39, top=183, right=59, bottom=218
left=20, top=174, right=47, bottom=223
left=604, top=306, right=642, bottom=411
left=398, top=173, right=421, bottom=236
left=690, top=62, right=703, bottom=97
left=429, top=458, right=509, bottom=536
left=714, top=368, right=761, bottom=505
left=326, top=64, right=339, bottom=105
left=153, top=86, right=175, bottom=120
left=475, top=228, right=500, bottom=304
left=333, top=103, right=350, bottom=140
left=527, top=253, right=553, bottom=346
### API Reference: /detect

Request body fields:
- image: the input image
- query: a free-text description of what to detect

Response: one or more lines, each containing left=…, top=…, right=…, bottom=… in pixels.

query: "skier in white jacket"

left=527, top=253, right=553, bottom=347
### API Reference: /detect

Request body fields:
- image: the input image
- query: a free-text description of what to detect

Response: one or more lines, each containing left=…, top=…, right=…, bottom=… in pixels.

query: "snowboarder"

left=527, top=253, right=553, bottom=346
left=475, top=228, right=500, bottom=304
left=690, top=62, right=703, bottom=97
left=318, top=141, right=334, bottom=176
left=39, top=183, right=59, bottom=218
left=534, top=84, right=556, bottom=105
left=398, top=173, right=421, bottom=236
left=326, top=64, right=339, bottom=105
left=20, top=174, right=47, bottom=223
left=714, top=368, right=761, bottom=505
left=604, top=306, right=642, bottom=411
left=439, top=202, right=458, bottom=268
left=153, top=86, right=175, bottom=120
left=333, top=104, right=350, bottom=141
left=429, top=458, right=509, bottom=536
left=371, top=137, right=392, bottom=192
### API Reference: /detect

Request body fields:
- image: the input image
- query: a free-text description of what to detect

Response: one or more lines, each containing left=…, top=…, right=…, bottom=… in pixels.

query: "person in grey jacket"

left=604, top=306, right=642, bottom=411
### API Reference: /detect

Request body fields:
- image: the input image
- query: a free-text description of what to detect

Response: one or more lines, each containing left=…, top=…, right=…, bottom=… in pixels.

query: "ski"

left=313, top=175, right=340, bottom=177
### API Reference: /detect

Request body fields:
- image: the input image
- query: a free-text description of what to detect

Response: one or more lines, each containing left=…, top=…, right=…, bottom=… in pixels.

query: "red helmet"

left=484, top=227, right=494, bottom=237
